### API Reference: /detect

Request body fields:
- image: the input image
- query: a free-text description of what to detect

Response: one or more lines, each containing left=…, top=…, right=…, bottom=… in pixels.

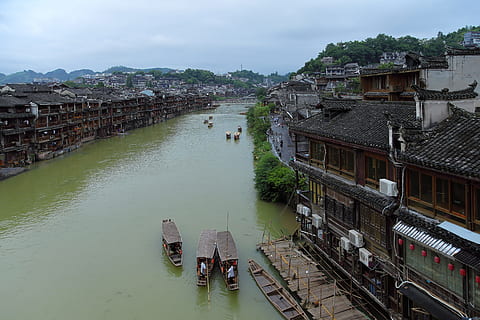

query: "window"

left=360, top=204, right=386, bottom=247
left=327, top=145, right=355, bottom=179
left=310, top=141, right=325, bottom=168
left=365, top=155, right=387, bottom=189
left=408, top=169, right=466, bottom=222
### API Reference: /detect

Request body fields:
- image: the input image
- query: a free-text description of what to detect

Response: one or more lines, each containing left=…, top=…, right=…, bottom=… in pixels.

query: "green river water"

left=0, top=103, right=298, bottom=320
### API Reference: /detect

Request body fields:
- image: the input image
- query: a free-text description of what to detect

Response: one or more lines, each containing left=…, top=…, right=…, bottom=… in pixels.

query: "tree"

left=255, top=87, right=267, bottom=101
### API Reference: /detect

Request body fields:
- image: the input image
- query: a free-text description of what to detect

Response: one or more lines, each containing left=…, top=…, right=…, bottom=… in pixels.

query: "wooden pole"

left=319, top=284, right=322, bottom=318
left=332, top=279, right=336, bottom=320
left=288, top=255, right=292, bottom=278
left=307, top=265, right=310, bottom=304
left=206, top=260, right=210, bottom=302
left=274, top=241, right=277, bottom=261
left=297, top=265, right=300, bottom=291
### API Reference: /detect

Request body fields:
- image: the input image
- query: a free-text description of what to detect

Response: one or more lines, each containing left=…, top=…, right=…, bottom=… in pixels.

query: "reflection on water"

left=0, top=103, right=298, bottom=320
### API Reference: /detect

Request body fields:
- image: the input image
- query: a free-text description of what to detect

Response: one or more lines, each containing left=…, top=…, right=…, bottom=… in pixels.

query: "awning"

left=393, top=221, right=460, bottom=257
left=398, top=283, right=464, bottom=320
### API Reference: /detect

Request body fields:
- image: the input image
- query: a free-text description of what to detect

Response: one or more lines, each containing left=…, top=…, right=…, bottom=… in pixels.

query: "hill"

left=103, top=66, right=174, bottom=74
left=297, top=25, right=480, bottom=74
left=0, top=68, right=96, bottom=84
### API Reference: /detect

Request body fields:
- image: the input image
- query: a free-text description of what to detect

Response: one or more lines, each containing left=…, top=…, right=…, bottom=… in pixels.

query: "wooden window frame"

left=474, top=187, right=480, bottom=226
left=326, top=145, right=355, bottom=180
left=360, top=204, right=387, bottom=247
left=407, top=169, right=466, bottom=223
left=365, top=154, right=387, bottom=189
left=309, top=140, right=325, bottom=168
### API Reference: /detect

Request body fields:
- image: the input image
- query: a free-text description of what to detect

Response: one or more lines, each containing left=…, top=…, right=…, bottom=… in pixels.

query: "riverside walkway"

left=258, top=239, right=366, bottom=320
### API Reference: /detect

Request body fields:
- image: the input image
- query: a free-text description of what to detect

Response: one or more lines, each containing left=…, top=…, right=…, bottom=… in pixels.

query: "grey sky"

left=0, top=0, right=478, bottom=75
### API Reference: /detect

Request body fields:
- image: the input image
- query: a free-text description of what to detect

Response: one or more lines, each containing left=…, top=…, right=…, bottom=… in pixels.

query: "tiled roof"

left=360, top=66, right=419, bottom=76
left=397, top=104, right=480, bottom=179
left=0, top=96, right=28, bottom=107
left=412, top=81, right=478, bottom=100
left=291, top=161, right=396, bottom=213
left=290, top=99, right=416, bottom=151
left=446, top=46, right=480, bottom=56
left=405, top=52, right=448, bottom=69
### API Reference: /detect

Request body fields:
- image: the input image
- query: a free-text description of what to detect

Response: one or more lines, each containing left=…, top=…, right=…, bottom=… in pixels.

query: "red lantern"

left=448, top=263, right=454, bottom=271
left=409, top=244, right=415, bottom=250
left=460, top=269, right=467, bottom=277
left=398, top=238, right=404, bottom=246
left=434, top=256, right=440, bottom=264
left=475, top=275, right=480, bottom=284
left=421, top=250, right=427, bottom=257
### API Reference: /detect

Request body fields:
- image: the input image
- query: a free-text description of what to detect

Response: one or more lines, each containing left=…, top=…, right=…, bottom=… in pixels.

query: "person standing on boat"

left=200, top=261, right=206, bottom=276
left=227, top=265, right=235, bottom=283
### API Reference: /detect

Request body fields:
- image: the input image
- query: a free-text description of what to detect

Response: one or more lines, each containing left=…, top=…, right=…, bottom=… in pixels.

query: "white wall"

left=417, top=98, right=480, bottom=130
left=423, top=54, right=480, bottom=95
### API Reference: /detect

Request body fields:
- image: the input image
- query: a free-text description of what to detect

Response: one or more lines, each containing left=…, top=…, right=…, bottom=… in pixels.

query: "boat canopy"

left=216, top=231, right=238, bottom=261
left=196, top=229, right=217, bottom=259
left=162, top=220, right=182, bottom=244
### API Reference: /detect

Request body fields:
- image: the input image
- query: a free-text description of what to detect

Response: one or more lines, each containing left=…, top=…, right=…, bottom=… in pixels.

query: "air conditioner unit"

left=296, top=204, right=311, bottom=217
left=379, top=179, right=398, bottom=197
left=312, top=214, right=322, bottom=228
left=359, top=248, right=373, bottom=267
left=340, top=236, right=352, bottom=251
left=296, top=204, right=304, bottom=214
left=348, top=230, right=364, bottom=247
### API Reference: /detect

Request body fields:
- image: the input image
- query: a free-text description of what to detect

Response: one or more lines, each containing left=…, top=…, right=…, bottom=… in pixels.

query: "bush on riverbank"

left=247, top=103, right=297, bottom=203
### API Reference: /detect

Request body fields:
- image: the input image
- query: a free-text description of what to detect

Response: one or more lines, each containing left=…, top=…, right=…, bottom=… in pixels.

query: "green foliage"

left=378, top=62, right=395, bottom=69
left=247, top=103, right=296, bottom=203
left=230, top=70, right=264, bottom=83
left=255, top=87, right=267, bottom=101
left=268, top=72, right=290, bottom=83
left=95, top=81, right=105, bottom=88
left=297, top=26, right=480, bottom=74
left=63, top=80, right=92, bottom=88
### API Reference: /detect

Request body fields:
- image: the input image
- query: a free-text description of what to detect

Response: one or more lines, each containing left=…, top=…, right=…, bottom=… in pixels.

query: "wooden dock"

left=258, top=239, right=366, bottom=320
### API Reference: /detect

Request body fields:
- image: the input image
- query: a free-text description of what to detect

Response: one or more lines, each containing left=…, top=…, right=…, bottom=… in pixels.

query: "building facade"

left=0, top=84, right=212, bottom=167
left=290, top=84, right=480, bottom=319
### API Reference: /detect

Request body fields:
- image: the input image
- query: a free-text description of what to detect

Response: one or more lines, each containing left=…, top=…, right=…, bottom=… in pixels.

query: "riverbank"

left=0, top=167, right=27, bottom=181
left=0, top=103, right=297, bottom=320
left=0, top=84, right=213, bottom=168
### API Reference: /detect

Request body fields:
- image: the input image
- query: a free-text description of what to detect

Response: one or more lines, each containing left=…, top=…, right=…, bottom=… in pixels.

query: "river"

left=0, top=103, right=298, bottom=320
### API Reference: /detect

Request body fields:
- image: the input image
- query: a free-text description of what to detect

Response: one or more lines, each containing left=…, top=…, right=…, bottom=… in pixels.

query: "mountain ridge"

left=0, top=66, right=175, bottom=84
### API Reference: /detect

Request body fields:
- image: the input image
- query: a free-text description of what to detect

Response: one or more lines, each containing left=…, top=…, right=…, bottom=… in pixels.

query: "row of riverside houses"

left=0, top=84, right=212, bottom=167
left=275, top=47, right=480, bottom=320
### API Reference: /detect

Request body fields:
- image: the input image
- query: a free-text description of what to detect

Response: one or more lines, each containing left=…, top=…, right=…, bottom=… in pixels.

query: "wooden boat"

left=208, top=121, right=213, bottom=128
left=226, top=131, right=231, bottom=139
left=248, top=259, right=308, bottom=320
left=203, top=119, right=209, bottom=124
left=196, top=230, right=217, bottom=286
left=237, top=125, right=242, bottom=133
left=209, top=115, right=213, bottom=120
left=162, top=219, right=183, bottom=267
left=233, top=132, right=240, bottom=140
left=216, top=231, right=239, bottom=290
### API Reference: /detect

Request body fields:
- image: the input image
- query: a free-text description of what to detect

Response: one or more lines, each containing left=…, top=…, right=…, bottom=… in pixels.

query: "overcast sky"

left=0, top=0, right=479, bottom=75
